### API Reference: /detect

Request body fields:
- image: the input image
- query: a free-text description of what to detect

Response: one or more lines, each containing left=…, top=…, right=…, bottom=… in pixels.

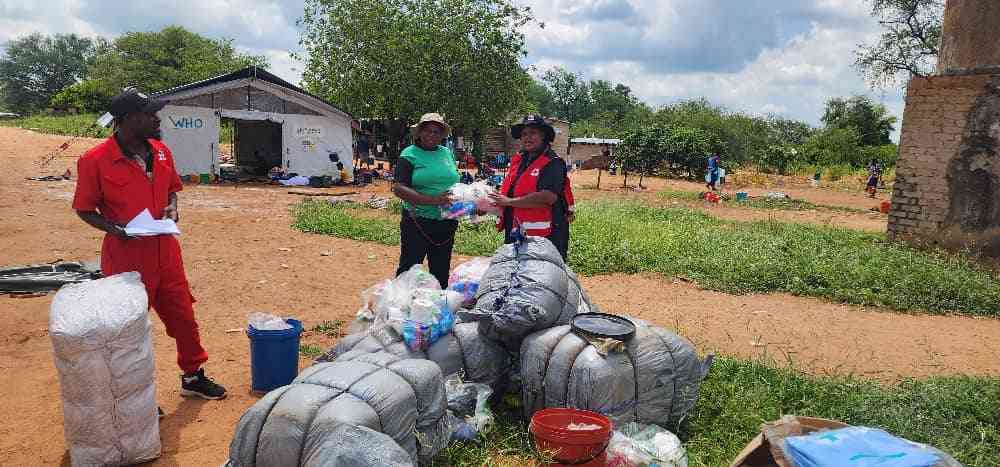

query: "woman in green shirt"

left=392, top=113, right=461, bottom=288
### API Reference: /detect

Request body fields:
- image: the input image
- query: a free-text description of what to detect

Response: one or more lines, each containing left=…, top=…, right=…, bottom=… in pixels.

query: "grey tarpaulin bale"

left=301, top=424, right=413, bottom=467
left=520, top=317, right=710, bottom=429
left=225, top=352, right=447, bottom=466
left=318, top=322, right=510, bottom=390
left=465, top=236, right=596, bottom=349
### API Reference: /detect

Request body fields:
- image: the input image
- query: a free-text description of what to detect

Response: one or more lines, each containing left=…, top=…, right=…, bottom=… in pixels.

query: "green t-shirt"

left=399, top=144, right=459, bottom=219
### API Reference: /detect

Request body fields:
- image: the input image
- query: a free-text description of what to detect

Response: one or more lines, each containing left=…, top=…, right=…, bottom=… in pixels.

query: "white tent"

left=153, top=67, right=355, bottom=179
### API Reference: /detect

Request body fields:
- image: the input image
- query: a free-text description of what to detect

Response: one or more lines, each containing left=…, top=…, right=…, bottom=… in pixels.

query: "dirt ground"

left=568, top=170, right=890, bottom=232
left=1, top=127, right=998, bottom=465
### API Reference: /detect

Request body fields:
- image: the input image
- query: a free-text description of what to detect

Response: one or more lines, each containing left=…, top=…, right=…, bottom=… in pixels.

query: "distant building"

left=153, top=66, right=355, bottom=178
left=567, top=137, right=620, bottom=166
left=484, top=117, right=570, bottom=159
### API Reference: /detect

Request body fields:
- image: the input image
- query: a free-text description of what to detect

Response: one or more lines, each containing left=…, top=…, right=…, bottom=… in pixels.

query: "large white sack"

left=49, top=272, right=160, bottom=466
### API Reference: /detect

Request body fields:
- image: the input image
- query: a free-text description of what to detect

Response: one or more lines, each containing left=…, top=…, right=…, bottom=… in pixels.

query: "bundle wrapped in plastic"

left=348, top=265, right=462, bottom=352
left=320, top=321, right=511, bottom=391
left=607, top=423, right=688, bottom=467
left=462, top=236, right=598, bottom=350
left=783, top=427, right=961, bottom=467
left=49, top=272, right=160, bottom=466
left=447, top=257, right=491, bottom=305
left=248, top=311, right=292, bottom=330
left=444, top=374, right=495, bottom=439
left=520, top=317, right=711, bottom=429
left=226, top=352, right=447, bottom=466
left=440, top=181, right=498, bottom=220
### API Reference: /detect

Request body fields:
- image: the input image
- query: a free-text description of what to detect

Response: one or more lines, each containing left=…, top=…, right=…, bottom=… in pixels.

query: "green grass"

left=310, top=320, right=344, bottom=337
left=657, top=188, right=867, bottom=214
left=432, top=358, right=1000, bottom=466
left=293, top=199, right=1000, bottom=316
left=0, top=113, right=110, bottom=138
left=298, top=343, right=324, bottom=358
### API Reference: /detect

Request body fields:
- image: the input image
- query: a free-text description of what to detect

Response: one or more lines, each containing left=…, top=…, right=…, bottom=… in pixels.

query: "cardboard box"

left=730, top=416, right=850, bottom=467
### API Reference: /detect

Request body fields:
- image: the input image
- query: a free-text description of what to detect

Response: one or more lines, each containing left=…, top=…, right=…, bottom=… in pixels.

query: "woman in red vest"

left=489, top=115, right=573, bottom=260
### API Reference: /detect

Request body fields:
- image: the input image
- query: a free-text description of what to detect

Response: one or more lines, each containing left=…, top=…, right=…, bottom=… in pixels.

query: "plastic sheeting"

left=226, top=352, right=447, bottom=466
left=464, top=236, right=598, bottom=350
left=319, top=321, right=510, bottom=390
left=521, top=317, right=710, bottom=429
left=49, top=272, right=160, bottom=466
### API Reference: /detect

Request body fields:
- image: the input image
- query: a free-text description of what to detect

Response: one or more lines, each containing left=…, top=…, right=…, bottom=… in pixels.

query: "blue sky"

left=1, top=0, right=907, bottom=139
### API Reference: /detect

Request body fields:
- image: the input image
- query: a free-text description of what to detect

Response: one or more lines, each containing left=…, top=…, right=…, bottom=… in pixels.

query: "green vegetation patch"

left=431, top=358, right=999, bottom=466
left=0, top=113, right=110, bottom=138
left=293, top=199, right=1000, bottom=316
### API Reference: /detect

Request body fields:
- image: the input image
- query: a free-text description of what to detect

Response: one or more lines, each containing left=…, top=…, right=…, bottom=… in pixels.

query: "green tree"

left=540, top=67, right=593, bottom=123
left=617, top=125, right=669, bottom=187
left=526, top=79, right=555, bottom=116
left=300, top=0, right=534, bottom=159
left=758, top=144, right=800, bottom=175
left=821, top=95, right=897, bottom=146
left=801, top=128, right=864, bottom=167
left=767, top=116, right=814, bottom=147
left=83, top=26, right=267, bottom=106
left=0, top=33, right=94, bottom=113
left=664, top=126, right=715, bottom=179
left=590, top=79, right=637, bottom=120
left=855, top=0, right=944, bottom=87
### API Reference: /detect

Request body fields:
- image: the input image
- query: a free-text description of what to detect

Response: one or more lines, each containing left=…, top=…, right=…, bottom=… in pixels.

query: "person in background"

left=392, top=113, right=460, bottom=288
left=490, top=115, right=572, bottom=260
left=866, top=159, right=881, bottom=198
left=72, top=88, right=226, bottom=402
left=706, top=153, right=722, bottom=191
left=357, top=134, right=370, bottom=164
left=461, top=171, right=474, bottom=184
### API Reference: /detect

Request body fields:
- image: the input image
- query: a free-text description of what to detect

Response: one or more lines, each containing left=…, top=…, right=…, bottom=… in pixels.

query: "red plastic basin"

left=529, top=408, right=612, bottom=466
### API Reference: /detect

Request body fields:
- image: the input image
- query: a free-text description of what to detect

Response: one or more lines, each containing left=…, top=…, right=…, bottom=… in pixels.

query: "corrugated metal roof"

left=570, top=137, right=620, bottom=145
left=152, top=66, right=353, bottom=119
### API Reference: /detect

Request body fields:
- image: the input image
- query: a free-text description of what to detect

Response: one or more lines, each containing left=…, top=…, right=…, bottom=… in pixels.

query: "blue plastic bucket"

left=247, top=319, right=303, bottom=392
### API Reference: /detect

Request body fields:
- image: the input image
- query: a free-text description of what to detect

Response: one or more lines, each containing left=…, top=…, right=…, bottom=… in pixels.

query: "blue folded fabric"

left=784, top=427, right=940, bottom=467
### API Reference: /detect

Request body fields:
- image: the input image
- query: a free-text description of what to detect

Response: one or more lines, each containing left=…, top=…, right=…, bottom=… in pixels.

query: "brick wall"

left=890, top=73, right=1000, bottom=255
left=567, top=143, right=612, bottom=165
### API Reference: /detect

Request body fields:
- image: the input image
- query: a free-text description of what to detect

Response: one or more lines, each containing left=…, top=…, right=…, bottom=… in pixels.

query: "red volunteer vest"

left=498, top=150, right=562, bottom=237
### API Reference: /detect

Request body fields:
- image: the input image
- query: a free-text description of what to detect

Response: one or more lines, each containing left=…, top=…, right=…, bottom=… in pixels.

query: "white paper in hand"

left=125, top=209, right=180, bottom=236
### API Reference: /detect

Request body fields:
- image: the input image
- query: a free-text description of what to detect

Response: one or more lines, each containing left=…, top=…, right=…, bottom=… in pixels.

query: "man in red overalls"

left=73, top=88, right=226, bottom=401
left=490, top=115, right=573, bottom=260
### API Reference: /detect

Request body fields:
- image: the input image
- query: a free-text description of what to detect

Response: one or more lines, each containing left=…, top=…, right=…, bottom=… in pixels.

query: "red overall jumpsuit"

left=73, top=137, right=208, bottom=374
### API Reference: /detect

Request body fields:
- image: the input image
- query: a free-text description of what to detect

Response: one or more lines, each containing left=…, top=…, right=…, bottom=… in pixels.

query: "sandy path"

left=0, top=128, right=996, bottom=465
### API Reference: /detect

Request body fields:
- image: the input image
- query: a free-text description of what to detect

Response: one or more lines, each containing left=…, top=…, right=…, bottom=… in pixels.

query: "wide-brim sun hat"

left=511, top=114, right=555, bottom=141
left=410, top=113, right=451, bottom=137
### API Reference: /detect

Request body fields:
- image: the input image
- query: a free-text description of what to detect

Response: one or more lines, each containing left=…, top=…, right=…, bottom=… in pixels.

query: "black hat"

left=109, top=87, right=168, bottom=119
left=511, top=114, right=555, bottom=142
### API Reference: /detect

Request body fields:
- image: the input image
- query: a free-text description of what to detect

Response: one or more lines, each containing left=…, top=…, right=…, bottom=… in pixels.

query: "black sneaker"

left=180, top=368, right=227, bottom=400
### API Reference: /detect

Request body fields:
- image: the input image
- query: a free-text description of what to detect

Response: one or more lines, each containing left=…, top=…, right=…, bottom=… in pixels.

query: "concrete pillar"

left=937, top=0, right=1000, bottom=73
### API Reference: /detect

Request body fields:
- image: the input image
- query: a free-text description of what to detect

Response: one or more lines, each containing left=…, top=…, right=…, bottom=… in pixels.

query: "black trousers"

left=397, top=213, right=459, bottom=288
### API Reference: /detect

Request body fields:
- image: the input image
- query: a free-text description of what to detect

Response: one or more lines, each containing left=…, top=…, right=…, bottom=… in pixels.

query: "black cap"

left=511, top=114, right=555, bottom=141
left=109, top=87, right=168, bottom=119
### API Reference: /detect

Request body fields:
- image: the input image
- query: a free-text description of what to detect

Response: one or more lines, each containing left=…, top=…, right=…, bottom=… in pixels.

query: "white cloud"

left=521, top=0, right=906, bottom=139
